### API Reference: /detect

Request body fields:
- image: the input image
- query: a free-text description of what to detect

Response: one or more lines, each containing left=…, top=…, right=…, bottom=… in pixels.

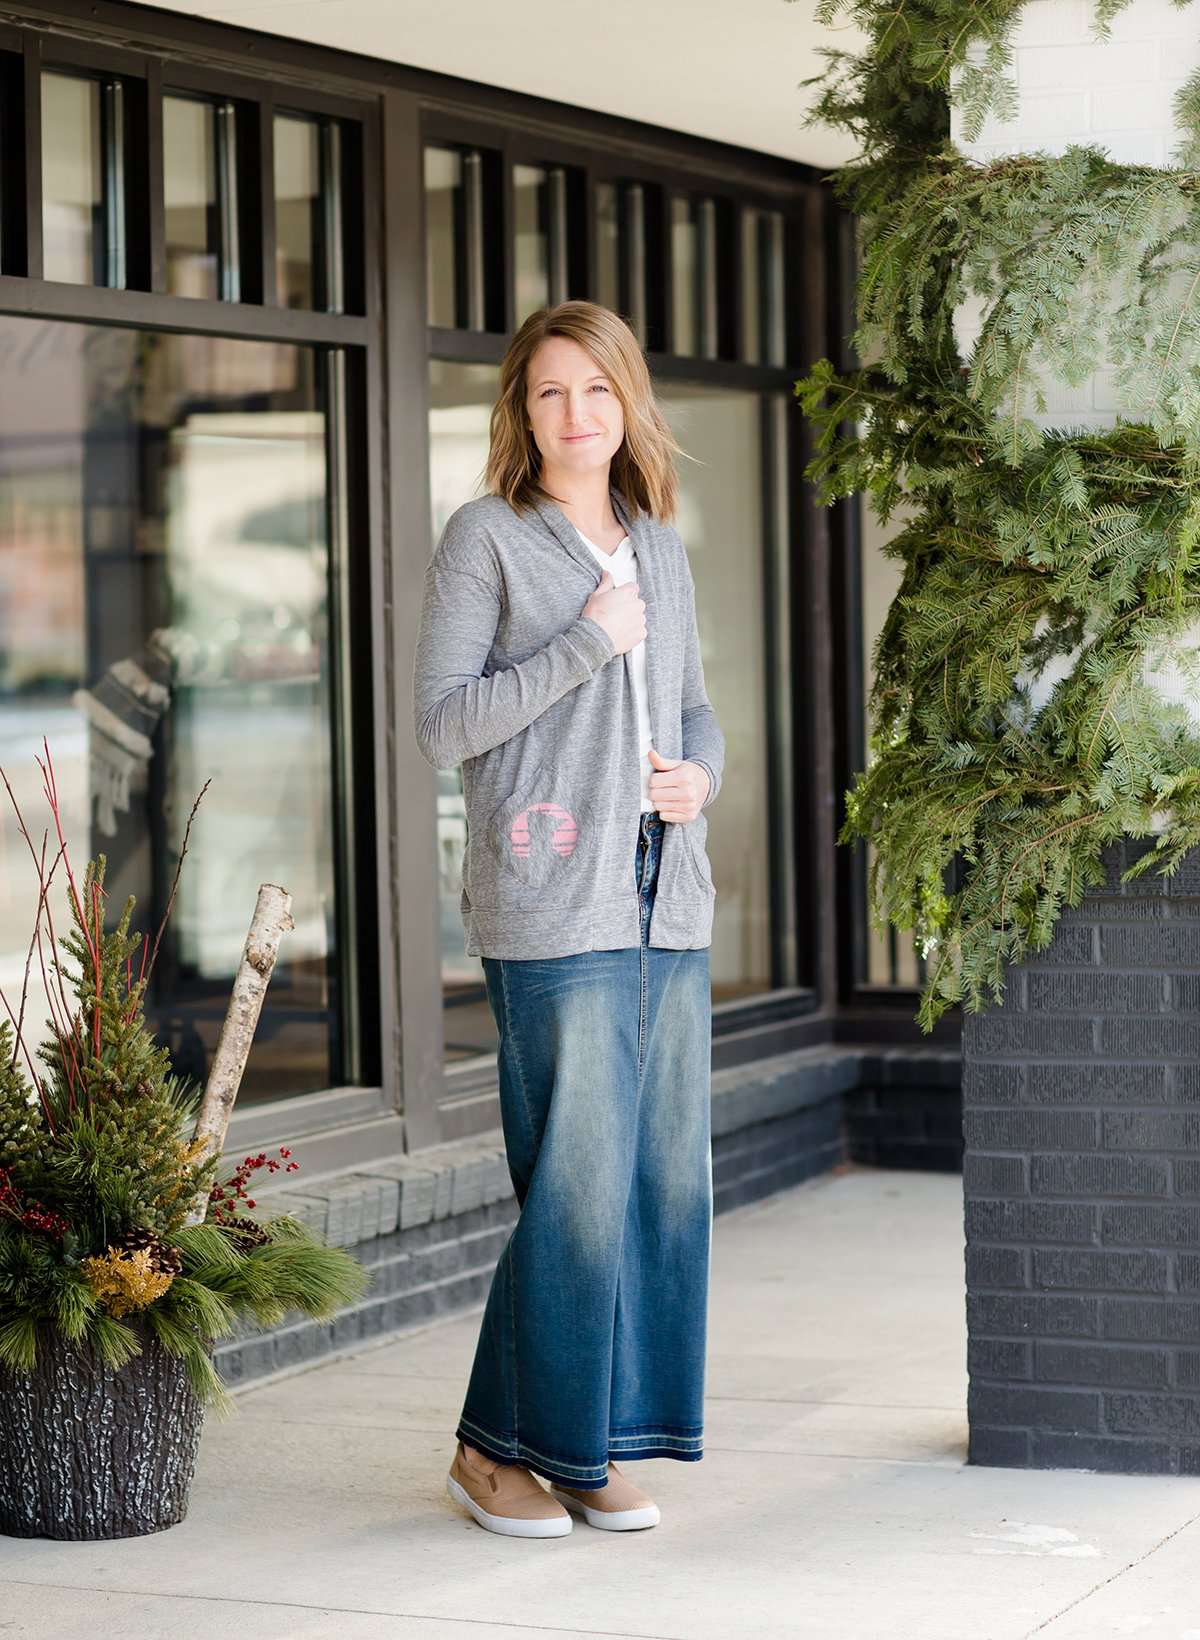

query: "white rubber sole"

left=549, top=1486, right=661, bottom=1531
left=446, top=1473, right=573, bottom=1538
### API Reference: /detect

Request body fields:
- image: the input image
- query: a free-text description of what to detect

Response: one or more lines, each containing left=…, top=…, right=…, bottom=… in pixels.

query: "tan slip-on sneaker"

left=446, top=1440, right=573, bottom=1538
left=549, top=1460, right=661, bottom=1530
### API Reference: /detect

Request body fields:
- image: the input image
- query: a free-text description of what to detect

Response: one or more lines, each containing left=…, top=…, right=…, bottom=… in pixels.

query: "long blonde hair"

left=485, top=300, right=686, bottom=523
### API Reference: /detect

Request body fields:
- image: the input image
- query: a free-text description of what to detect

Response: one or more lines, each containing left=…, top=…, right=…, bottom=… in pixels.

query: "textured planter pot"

left=0, top=1318, right=207, bottom=1538
left=962, top=838, right=1200, bottom=1475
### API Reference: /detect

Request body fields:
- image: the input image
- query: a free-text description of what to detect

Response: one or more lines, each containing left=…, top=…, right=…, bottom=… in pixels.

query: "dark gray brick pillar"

left=962, top=838, right=1200, bottom=1475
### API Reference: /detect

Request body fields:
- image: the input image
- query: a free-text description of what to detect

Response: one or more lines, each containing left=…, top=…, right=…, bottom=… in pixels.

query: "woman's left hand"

left=646, top=746, right=710, bottom=823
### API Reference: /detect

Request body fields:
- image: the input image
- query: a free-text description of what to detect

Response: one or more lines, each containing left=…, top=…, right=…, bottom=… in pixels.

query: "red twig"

left=4, top=748, right=99, bottom=1070
left=0, top=739, right=199, bottom=1125
left=90, top=877, right=102, bottom=1058
left=32, top=916, right=76, bottom=1118
left=33, top=741, right=97, bottom=975
left=33, top=879, right=88, bottom=1111
left=26, top=836, right=80, bottom=1114
left=26, top=833, right=82, bottom=1060
left=0, top=982, right=51, bottom=1131
left=0, top=767, right=84, bottom=1128
left=11, top=831, right=65, bottom=1069
left=1, top=748, right=96, bottom=1118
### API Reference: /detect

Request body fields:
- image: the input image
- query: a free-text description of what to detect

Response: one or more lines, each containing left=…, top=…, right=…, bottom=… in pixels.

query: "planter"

left=962, top=838, right=1200, bottom=1475
left=0, top=1319, right=207, bottom=1538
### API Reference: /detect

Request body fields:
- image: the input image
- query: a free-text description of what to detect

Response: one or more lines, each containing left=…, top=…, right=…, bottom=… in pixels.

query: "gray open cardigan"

left=412, top=484, right=725, bottom=960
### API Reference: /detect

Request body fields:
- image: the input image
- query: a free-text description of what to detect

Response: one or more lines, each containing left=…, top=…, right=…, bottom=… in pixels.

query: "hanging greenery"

left=795, top=0, right=1200, bottom=1027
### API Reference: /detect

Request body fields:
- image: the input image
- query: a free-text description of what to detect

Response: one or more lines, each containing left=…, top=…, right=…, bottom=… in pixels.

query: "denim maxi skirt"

left=455, top=808, right=713, bottom=1490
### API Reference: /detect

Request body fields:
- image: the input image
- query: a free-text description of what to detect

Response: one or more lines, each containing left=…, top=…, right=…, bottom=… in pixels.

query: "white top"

left=575, top=527, right=656, bottom=811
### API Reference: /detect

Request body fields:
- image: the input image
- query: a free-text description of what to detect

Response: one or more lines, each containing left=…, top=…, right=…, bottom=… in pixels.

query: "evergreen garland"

left=795, top=0, right=1200, bottom=1026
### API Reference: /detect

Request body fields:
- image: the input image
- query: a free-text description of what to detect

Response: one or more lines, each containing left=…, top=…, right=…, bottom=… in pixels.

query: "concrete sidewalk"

left=4, top=1165, right=1200, bottom=1639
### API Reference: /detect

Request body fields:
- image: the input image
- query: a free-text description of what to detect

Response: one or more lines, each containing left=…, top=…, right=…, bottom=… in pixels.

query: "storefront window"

left=425, top=146, right=465, bottom=329
left=275, top=112, right=322, bottom=309
left=164, top=95, right=219, bottom=300
left=657, top=383, right=773, bottom=999
left=595, top=181, right=620, bottom=315
left=0, top=317, right=345, bottom=1102
left=423, top=143, right=506, bottom=334
left=427, top=358, right=502, bottom=1063
left=672, top=194, right=729, bottom=360
left=670, top=195, right=699, bottom=357
left=41, top=72, right=104, bottom=285
left=513, top=163, right=550, bottom=328
left=759, top=208, right=787, bottom=368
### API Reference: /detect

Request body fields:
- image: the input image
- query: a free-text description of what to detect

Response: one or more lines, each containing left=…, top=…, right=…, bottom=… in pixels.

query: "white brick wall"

left=948, top=1, right=1200, bottom=746
left=954, top=0, right=1200, bottom=166
left=951, top=0, right=1200, bottom=427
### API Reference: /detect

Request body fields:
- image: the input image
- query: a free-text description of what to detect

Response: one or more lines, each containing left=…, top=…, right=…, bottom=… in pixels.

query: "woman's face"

left=525, top=336, right=625, bottom=476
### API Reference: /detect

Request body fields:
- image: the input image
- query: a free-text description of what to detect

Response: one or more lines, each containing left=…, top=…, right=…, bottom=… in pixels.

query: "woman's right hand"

left=582, top=569, right=646, bottom=656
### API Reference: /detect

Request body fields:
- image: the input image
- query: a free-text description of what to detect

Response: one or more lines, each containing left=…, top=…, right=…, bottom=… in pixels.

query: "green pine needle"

left=799, top=0, right=1200, bottom=1029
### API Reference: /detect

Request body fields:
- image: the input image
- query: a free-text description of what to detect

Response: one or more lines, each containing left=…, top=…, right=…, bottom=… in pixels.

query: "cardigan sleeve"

left=678, top=546, right=724, bottom=810
left=412, top=520, right=616, bottom=771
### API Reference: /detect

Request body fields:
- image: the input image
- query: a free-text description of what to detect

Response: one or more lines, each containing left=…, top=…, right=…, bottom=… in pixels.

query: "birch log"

left=183, top=882, right=293, bottom=1226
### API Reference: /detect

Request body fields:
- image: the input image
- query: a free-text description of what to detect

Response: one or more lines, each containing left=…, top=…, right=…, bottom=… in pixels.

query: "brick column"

left=949, top=0, right=1200, bottom=1474
left=963, top=841, right=1200, bottom=1474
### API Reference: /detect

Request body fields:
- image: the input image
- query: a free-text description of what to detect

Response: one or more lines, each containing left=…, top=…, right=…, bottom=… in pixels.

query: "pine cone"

left=114, top=1224, right=184, bottom=1276
left=223, top=1215, right=270, bottom=1252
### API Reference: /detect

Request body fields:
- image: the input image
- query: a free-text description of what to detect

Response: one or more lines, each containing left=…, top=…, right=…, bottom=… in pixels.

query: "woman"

left=413, top=299, right=724, bottom=1539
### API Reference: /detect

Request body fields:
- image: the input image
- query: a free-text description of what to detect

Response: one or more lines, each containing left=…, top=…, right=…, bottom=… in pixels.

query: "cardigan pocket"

left=481, top=764, right=596, bottom=897
left=682, top=813, right=715, bottom=891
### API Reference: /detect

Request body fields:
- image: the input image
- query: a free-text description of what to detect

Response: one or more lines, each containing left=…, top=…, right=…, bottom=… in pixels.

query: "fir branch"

left=798, top=0, right=1200, bottom=1026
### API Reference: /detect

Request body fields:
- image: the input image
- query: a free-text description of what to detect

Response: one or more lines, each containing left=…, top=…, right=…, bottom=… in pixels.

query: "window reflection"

left=513, top=163, right=549, bottom=327
left=0, top=318, right=343, bottom=1103
left=425, top=146, right=465, bottom=328
left=275, top=112, right=321, bottom=309
left=41, top=72, right=104, bottom=285
left=657, top=383, right=773, bottom=999
left=595, top=181, right=620, bottom=314
left=427, top=358, right=500, bottom=1062
left=670, top=195, right=698, bottom=357
left=164, top=95, right=218, bottom=300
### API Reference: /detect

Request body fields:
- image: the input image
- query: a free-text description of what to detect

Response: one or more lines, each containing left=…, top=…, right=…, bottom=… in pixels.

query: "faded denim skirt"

left=455, top=808, right=713, bottom=1489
